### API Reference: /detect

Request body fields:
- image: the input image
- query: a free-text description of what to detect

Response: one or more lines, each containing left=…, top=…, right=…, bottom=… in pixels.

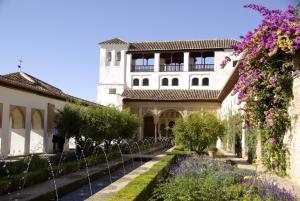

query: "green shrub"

left=107, top=154, right=176, bottom=201
left=173, top=111, right=224, bottom=154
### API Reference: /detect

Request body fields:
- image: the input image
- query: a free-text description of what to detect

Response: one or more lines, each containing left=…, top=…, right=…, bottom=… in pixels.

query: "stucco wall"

left=0, top=86, right=66, bottom=157
left=286, top=75, right=300, bottom=186
left=30, top=130, right=44, bottom=153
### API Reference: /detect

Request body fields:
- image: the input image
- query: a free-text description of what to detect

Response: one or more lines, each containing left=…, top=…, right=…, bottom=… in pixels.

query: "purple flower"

left=268, top=137, right=277, bottom=144
left=268, top=76, right=277, bottom=85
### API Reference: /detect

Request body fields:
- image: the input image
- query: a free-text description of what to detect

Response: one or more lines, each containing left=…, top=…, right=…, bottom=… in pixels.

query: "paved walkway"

left=220, top=150, right=300, bottom=200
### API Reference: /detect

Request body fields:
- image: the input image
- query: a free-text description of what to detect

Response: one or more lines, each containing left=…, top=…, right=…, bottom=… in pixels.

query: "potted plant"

left=208, top=146, right=218, bottom=159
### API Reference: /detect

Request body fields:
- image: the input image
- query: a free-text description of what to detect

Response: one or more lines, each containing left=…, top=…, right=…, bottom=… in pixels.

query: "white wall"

left=97, top=44, right=128, bottom=108
left=10, top=129, right=26, bottom=155
left=30, top=130, right=44, bottom=153
left=97, top=44, right=238, bottom=108
left=0, top=86, right=66, bottom=157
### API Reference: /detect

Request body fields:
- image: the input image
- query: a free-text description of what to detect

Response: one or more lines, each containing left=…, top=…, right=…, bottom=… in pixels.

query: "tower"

left=97, top=38, right=129, bottom=109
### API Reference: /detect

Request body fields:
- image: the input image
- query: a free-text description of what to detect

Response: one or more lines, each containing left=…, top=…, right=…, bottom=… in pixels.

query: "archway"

left=10, top=106, right=26, bottom=156
left=30, top=109, right=44, bottom=153
left=158, top=109, right=182, bottom=138
left=143, top=113, right=155, bottom=138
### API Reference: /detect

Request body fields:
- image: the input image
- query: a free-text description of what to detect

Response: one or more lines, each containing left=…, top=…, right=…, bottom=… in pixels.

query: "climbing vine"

left=222, top=4, right=300, bottom=175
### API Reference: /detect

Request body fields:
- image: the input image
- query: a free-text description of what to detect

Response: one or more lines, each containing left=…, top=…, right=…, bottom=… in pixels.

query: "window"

left=142, top=78, right=149, bottom=86
left=107, top=52, right=112, bottom=62
left=172, top=78, right=178, bottom=86
left=109, top=88, right=116, bottom=94
left=133, top=78, right=139, bottom=86
left=192, top=78, right=199, bottom=86
left=162, top=78, right=168, bottom=86
left=202, top=77, right=209, bottom=86
left=116, top=51, right=121, bottom=61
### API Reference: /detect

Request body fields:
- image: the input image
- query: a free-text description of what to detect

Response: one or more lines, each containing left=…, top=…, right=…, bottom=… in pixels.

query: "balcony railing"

left=160, top=64, right=183, bottom=72
left=189, top=64, right=214, bottom=71
left=131, top=65, right=154, bottom=72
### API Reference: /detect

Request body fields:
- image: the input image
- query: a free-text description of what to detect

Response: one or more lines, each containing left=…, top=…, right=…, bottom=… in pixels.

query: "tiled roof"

left=217, top=61, right=240, bottom=102
left=128, top=39, right=239, bottom=52
left=122, top=89, right=220, bottom=101
left=0, top=72, right=96, bottom=105
left=99, top=38, right=128, bottom=45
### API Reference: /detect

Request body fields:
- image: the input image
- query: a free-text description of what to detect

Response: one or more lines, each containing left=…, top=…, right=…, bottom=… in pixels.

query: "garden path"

left=220, top=150, right=300, bottom=200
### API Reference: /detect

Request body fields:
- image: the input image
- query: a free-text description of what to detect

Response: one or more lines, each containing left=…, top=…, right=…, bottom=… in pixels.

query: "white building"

left=97, top=38, right=240, bottom=140
left=0, top=71, right=94, bottom=158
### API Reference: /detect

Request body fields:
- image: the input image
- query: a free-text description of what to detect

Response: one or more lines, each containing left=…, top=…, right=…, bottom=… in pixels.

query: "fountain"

left=115, top=143, right=126, bottom=175
left=124, top=141, right=135, bottom=168
left=95, top=145, right=112, bottom=184
left=134, top=142, right=143, bottom=165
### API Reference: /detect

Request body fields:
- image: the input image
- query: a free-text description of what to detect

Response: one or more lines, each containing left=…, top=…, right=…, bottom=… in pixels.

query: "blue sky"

left=0, top=0, right=296, bottom=102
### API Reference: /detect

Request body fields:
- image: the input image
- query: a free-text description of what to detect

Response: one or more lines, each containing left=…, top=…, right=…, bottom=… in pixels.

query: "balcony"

left=131, top=65, right=154, bottom=72
left=189, top=64, right=214, bottom=71
left=160, top=64, right=183, bottom=72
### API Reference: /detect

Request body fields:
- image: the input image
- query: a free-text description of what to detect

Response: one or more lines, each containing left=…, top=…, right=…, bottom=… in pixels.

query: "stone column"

left=1, top=103, right=10, bottom=158
left=154, top=53, right=160, bottom=72
left=184, top=52, right=190, bottom=72
left=138, top=107, right=143, bottom=140
left=154, top=116, right=159, bottom=143
left=256, top=128, right=265, bottom=173
left=241, top=127, right=248, bottom=158
left=126, top=53, right=132, bottom=88
left=111, top=50, right=116, bottom=66
left=24, top=107, right=32, bottom=154
left=43, top=107, right=48, bottom=153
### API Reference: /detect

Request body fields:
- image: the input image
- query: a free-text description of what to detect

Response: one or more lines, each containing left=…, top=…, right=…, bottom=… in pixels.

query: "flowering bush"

left=222, top=4, right=300, bottom=175
left=151, top=156, right=295, bottom=201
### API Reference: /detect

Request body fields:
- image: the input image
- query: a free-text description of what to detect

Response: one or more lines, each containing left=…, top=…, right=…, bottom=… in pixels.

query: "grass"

left=106, top=147, right=191, bottom=201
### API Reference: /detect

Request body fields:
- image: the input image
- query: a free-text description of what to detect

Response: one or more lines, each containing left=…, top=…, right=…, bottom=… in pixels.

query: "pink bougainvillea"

left=222, top=4, right=300, bottom=175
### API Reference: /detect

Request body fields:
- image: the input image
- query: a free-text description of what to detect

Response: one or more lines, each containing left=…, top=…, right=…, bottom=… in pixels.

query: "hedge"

left=106, top=147, right=191, bottom=201
left=0, top=143, right=164, bottom=195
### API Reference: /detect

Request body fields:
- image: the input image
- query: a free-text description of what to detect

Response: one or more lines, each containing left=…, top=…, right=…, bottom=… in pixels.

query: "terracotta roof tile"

left=122, top=89, right=220, bottom=101
left=99, top=38, right=128, bottom=45
left=0, top=72, right=96, bottom=105
left=127, top=39, right=239, bottom=52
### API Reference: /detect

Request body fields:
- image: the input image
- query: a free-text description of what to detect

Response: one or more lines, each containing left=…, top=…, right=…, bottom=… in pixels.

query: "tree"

left=173, top=111, right=224, bottom=154
left=56, top=103, right=84, bottom=140
left=117, top=108, right=139, bottom=141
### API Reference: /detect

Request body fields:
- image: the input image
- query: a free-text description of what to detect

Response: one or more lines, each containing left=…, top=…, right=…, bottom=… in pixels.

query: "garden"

left=106, top=4, right=300, bottom=200
left=0, top=103, right=171, bottom=198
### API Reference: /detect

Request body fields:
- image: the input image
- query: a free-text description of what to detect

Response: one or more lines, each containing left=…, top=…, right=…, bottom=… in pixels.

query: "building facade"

left=97, top=38, right=240, bottom=140
left=0, top=72, right=94, bottom=158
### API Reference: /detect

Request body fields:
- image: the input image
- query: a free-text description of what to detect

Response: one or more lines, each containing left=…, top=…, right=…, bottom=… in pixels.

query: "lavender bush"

left=151, top=156, right=296, bottom=201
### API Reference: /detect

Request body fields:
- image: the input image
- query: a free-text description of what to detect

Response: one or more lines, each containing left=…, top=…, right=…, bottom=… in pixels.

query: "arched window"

left=172, top=78, right=179, bottom=86
left=162, top=78, right=168, bottom=86
left=32, top=110, right=44, bottom=130
left=133, top=78, right=139, bottom=86
left=202, top=77, right=209, bottom=86
left=107, top=52, right=112, bottom=62
left=192, top=78, right=199, bottom=86
left=142, top=78, right=149, bottom=86
left=11, top=107, right=25, bottom=129
left=116, top=51, right=121, bottom=61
